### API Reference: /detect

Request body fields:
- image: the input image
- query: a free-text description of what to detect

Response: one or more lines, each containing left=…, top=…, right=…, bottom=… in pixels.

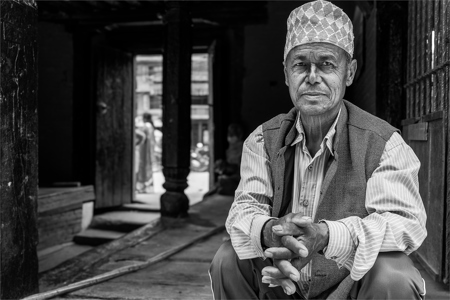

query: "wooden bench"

left=38, top=186, right=95, bottom=250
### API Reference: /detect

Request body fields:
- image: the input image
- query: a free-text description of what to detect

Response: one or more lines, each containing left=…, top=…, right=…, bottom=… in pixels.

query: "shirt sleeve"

left=322, top=132, right=427, bottom=281
left=225, top=125, right=277, bottom=260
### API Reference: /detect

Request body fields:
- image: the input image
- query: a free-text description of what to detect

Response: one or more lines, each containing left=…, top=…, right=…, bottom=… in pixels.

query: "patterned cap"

left=284, top=0, right=354, bottom=60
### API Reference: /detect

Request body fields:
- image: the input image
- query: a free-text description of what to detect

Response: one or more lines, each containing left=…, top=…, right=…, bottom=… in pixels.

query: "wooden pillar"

left=161, top=1, right=192, bottom=217
left=0, top=0, right=39, bottom=298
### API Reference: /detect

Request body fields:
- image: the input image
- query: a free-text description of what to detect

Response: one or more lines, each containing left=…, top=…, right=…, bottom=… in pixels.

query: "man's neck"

left=300, top=105, right=340, bottom=157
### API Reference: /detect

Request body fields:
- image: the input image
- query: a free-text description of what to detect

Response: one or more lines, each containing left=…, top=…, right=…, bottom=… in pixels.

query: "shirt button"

left=308, top=165, right=313, bottom=170
left=331, top=256, right=337, bottom=260
left=303, top=200, right=309, bottom=206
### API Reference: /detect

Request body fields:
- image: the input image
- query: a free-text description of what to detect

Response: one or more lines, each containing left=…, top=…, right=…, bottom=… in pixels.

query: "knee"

left=359, top=252, right=424, bottom=299
left=210, top=240, right=240, bottom=276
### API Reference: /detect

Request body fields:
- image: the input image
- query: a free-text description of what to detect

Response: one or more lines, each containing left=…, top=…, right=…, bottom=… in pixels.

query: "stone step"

left=89, top=210, right=160, bottom=232
left=73, top=228, right=126, bottom=246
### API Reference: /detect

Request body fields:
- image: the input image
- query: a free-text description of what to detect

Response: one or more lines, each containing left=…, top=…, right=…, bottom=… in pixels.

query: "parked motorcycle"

left=190, top=143, right=209, bottom=172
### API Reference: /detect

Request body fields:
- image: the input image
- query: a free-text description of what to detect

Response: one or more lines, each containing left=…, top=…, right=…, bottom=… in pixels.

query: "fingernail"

left=272, top=225, right=282, bottom=231
left=290, top=274, right=299, bottom=282
left=284, top=287, right=293, bottom=295
left=264, top=251, right=273, bottom=258
left=262, top=277, right=270, bottom=284
left=269, top=284, right=277, bottom=288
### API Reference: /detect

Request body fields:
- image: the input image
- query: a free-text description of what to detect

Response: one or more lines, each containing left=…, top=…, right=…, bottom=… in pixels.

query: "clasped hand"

left=261, top=213, right=329, bottom=295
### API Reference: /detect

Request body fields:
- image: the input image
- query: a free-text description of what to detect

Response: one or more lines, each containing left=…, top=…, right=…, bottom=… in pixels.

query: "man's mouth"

left=302, top=92, right=325, bottom=96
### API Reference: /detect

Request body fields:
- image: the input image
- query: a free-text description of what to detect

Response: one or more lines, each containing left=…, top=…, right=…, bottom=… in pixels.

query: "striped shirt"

left=289, top=110, right=340, bottom=297
left=226, top=111, right=427, bottom=297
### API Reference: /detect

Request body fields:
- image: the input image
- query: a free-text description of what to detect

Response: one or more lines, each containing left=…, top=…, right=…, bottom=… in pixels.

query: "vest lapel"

left=278, top=145, right=295, bottom=217
left=317, top=103, right=348, bottom=212
left=272, top=114, right=297, bottom=217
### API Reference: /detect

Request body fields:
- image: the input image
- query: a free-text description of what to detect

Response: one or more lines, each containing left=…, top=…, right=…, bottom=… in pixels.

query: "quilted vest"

left=261, top=100, right=398, bottom=298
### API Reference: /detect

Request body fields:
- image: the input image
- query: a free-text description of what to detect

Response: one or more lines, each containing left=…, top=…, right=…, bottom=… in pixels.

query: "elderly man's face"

left=284, top=43, right=357, bottom=118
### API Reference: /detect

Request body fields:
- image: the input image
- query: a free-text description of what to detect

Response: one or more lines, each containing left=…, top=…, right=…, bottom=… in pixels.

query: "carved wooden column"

left=0, top=0, right=39, bottom=298
left=161, top=1, right=192, bottom=217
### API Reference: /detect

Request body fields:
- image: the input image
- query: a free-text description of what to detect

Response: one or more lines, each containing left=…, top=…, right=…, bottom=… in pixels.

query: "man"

left=209, top=1, right=427, bottom=299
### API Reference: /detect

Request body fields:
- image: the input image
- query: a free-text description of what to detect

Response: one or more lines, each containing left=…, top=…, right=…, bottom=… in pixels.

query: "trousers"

left=209, top=240, right=425, bottom=300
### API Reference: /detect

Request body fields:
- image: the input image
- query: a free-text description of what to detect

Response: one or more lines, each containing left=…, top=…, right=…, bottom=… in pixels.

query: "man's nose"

left=307, top=64, right=319, bottom=84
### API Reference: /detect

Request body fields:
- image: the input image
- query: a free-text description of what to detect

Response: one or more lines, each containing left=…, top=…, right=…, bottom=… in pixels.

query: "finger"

left=272, top=222, right=303, bottom=236
left=281, top=236, right=309, bottom=258
left=262, top=276, right=296, bottom=295
left=273, top=259, right=300, bottom=282
left=262, top=266, right=285, bottom=279
left=264, top=247, right=297, bottom=259
left=291, top=215, right=313, bottom=227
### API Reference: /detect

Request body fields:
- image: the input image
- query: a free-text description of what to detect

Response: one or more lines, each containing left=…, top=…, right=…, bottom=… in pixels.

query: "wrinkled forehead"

left=286, top=43, right=346, bottom=62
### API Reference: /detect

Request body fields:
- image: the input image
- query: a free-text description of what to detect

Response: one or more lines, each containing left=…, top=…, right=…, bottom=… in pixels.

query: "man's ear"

left=283, top=62, right=289, bottom=86
left=346, top=59, right=357, bottom=86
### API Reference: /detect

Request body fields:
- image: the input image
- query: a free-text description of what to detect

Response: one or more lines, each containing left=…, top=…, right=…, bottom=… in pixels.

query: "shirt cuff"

left=321, top=220, right=355, bottom=268
left=250, top=215, right=277, bottom=258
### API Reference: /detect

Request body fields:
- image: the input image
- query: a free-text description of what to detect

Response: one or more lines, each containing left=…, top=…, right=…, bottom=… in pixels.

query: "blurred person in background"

left=136, top=112, right=156, bottom=193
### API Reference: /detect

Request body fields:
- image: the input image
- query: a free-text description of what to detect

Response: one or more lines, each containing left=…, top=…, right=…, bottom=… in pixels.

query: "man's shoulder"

left=344, top=100, right=399, bottom=141
left=261, top=107, right=297, bottom=132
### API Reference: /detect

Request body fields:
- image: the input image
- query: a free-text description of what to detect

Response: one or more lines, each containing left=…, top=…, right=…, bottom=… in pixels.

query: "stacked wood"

left=37, top=186, right=95, bottom=250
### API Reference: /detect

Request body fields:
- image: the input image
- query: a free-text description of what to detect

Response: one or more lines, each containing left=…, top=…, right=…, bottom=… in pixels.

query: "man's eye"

left=322, top=62, right=334, bottom=67
left=295, top=62, right=307, bottom=67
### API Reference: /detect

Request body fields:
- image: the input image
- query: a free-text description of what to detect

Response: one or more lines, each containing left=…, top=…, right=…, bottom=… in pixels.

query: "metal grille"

left=405, top=0, right=450, bottom=119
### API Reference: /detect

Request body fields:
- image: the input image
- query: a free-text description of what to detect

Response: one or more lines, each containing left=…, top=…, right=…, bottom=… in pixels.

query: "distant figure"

left=136, top=112, right=156, bottom=193
left=135, top=127, right=146, bottom=181
left=209, top=123, right=244, bottom=196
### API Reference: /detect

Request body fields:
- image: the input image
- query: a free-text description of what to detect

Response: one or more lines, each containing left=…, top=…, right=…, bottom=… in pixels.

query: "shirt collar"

left=290, top=108, right=341, bottom=156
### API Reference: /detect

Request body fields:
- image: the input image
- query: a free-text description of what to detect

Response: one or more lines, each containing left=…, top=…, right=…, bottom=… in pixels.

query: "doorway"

left=133, top=53, right=212, bottom=206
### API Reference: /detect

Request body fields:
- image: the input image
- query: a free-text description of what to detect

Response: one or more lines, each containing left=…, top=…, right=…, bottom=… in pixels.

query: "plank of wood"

left=38, top=208, right=82, bottom=228
left=38, top=223, right=82, bottom=251
left=408, top=118, right=446, bottom=281
left=405, top=122, right=428, bottom=141
left=38, top=221, right=81, bottom=245
left=38, top=186, right=95, bottom=214
left=95, top=46, right=133, bottom=209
